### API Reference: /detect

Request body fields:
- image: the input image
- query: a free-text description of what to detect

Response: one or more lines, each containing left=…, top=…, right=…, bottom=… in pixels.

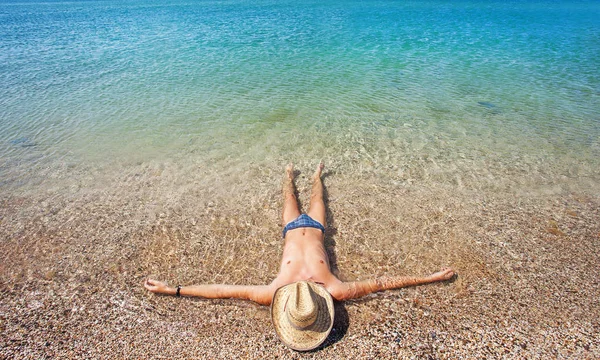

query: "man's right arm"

left=327, top=268, right=454, bottom=301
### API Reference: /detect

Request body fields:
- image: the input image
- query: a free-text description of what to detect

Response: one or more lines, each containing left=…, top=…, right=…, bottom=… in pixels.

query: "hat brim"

left=271, top=282, right=335, bottom=351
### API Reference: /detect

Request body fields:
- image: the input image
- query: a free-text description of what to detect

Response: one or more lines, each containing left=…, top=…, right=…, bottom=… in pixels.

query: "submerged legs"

left=307, top=161, right=326, bottom=228
left=282, top=161, right=326, bottom=228
left=282, top=163, right=301, bottom=226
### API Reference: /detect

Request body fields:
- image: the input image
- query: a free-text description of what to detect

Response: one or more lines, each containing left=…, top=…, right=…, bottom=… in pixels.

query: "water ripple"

left=0, top=0, right=599, bottom=193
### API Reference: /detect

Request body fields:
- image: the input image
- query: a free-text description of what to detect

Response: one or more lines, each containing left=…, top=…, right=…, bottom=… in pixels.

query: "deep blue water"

left=1, top=0, right=599, bottom=192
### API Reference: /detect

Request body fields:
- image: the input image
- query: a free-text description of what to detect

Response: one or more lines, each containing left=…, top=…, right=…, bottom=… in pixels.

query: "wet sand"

left=1, top=160, right=599, bottom=358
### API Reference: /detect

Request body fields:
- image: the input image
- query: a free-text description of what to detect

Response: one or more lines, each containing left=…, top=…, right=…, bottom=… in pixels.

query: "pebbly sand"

left=1, top=159, right=599, bottom=359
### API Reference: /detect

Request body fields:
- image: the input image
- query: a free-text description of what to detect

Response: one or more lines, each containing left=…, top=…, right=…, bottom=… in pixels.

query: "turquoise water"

left=1, top=0, right=599, bottom=194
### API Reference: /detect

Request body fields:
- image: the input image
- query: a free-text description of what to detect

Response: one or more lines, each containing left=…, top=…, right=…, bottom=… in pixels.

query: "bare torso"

left=274, top=228, right=335, bottom=285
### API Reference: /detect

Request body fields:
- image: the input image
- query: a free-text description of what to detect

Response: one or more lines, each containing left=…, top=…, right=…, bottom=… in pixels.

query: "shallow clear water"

left=1, top=0, right=599, bottom=195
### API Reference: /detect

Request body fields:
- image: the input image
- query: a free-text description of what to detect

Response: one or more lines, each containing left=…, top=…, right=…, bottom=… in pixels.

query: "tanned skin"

left=145, top=162, right=455, bottom=305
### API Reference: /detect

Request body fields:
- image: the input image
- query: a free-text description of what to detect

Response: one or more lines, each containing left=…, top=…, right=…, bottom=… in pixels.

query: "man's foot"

left=312, top=161, right=324, bottom=181
left=286, top=163, right=294, bottom=180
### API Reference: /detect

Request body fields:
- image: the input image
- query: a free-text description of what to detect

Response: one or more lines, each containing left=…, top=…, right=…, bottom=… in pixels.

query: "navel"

left=287, top=260, right=291, bottom=264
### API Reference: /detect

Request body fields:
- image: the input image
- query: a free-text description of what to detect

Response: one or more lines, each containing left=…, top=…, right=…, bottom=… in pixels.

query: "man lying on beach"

left=145, top=162, right=454, bottom=350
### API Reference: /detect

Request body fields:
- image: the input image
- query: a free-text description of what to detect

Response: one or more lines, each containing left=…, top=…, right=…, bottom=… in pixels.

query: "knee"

left=310, top=194, right=323, bottom=202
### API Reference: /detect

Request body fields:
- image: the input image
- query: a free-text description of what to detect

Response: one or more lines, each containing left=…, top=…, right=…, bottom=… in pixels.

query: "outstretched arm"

left=144, top=279, right=275, bottom=306
left=327, top=268, right=454, bottom=301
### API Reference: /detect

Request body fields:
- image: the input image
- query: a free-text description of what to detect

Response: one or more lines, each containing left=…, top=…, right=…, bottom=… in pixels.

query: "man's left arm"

left=144, top=279, right=275, bottom=305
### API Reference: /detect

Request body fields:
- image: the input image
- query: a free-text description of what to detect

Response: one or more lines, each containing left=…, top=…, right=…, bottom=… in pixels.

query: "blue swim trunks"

left=282, top=214, right=325, bottom=238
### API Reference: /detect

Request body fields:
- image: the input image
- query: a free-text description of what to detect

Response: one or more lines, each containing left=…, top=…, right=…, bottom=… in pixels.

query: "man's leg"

left=282, top=163, right=301, bottom=226
left=307, top=161, right=326, bottom=228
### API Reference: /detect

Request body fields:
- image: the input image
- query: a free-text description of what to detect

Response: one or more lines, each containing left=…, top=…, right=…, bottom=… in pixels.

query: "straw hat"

left=271, top=281, right=335, bottom=351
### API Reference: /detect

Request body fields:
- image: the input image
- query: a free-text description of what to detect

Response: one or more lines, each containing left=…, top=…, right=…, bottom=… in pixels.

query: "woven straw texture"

left=271, top=282, right=334, bottom=351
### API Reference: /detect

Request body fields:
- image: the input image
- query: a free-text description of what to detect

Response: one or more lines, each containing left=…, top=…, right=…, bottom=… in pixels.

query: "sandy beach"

left=1, top=159, right=598, bottom=359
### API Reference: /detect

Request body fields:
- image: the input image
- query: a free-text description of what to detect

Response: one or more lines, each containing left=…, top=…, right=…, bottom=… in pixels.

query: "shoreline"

left=1, top=163, right=598, bottom=358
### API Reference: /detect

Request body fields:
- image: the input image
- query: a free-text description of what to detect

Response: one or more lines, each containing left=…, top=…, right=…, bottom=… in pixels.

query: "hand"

left=144, top=279, right=170, bottom=294
left=436, top=267, right=455, bottom=280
